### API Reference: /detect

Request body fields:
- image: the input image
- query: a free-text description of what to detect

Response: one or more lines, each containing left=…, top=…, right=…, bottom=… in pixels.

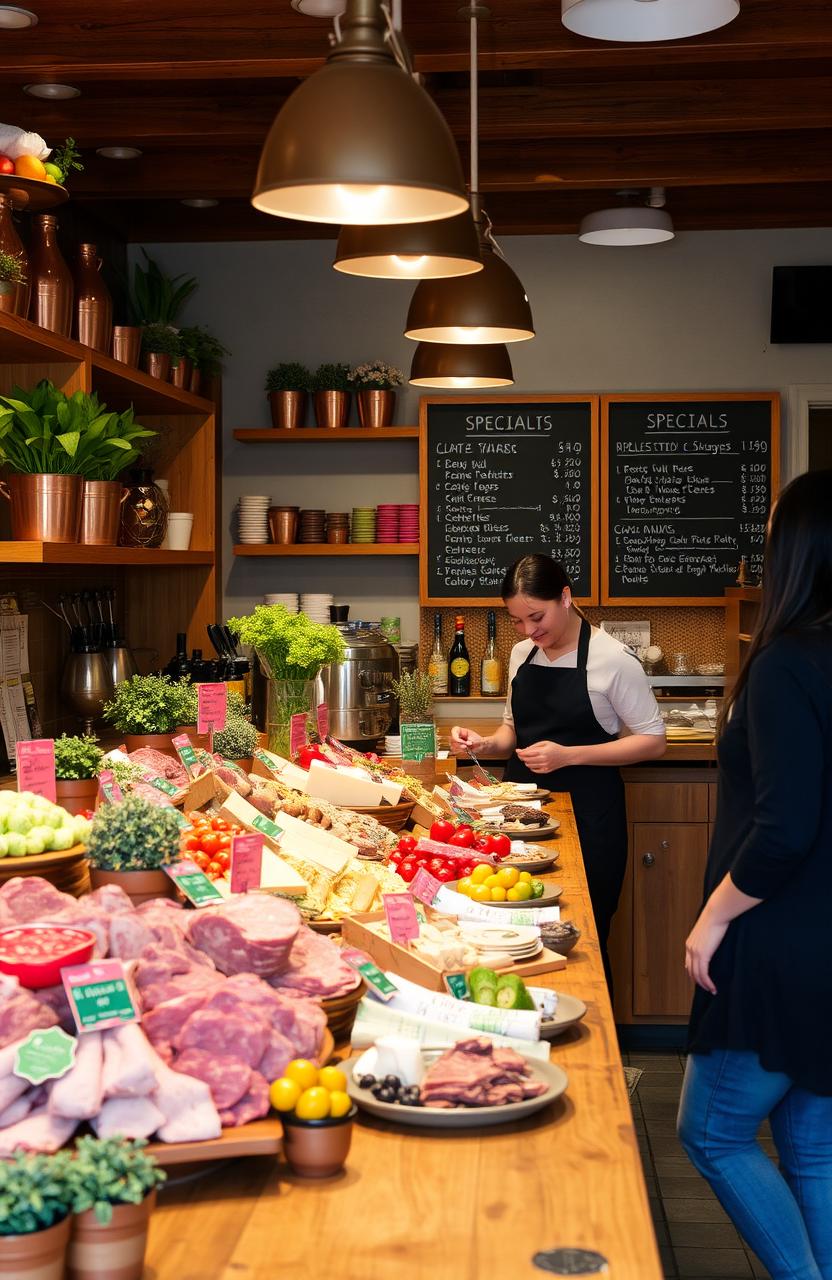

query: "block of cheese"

left=272, top=807, right=356, bottom=876
left=305, top=759, right=385, bottom=808
left=216, top=790, right=308, bottom=895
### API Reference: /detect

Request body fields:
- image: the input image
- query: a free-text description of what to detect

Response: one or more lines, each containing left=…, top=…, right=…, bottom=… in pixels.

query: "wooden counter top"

left=145, top=796, right=662, bottom=1280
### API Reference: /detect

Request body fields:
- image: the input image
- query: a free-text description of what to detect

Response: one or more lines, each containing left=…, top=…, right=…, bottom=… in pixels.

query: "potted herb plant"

left=102, top=673, right=193, bottom=756
left=66, top=1136, right=166, bottom=1280
left=265, top=362, right=310, bottom=430
left=350, top=361, right=404, bottom=429
left=213, top=709, right=261, bottom=771
left=0, top=380, right=155, bottom=544
left=53, top=733, right=104, bottom=815
left=85, top=792, right=181, bottom=904
left=140, top=322, right=182, bottom=381
left=179, top=324, right=229, bottom=396
left=311, top=362, right=352, bottom=430
left=0, top=1150, right=74, bottom=1280
left=391, top=670, right=436, bottom=783
left=0, top=248, right=27, bottom=316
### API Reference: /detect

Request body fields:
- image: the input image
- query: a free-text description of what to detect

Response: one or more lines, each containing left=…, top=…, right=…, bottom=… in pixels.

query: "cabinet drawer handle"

left=660, top=840, right=670, bottom=850
left=642, top=852, right=655, bottom=867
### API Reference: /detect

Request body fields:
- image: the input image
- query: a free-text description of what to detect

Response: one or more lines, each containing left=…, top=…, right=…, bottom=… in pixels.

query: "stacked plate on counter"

left=399, top=504, right=419, bottom=543
left=384, top=734, right=402, bottom=755
left=459, top=923, right=543, bottom=961
left=300, top=593, right=333, bottom=623
left=351, top=507, right=376, bottom=543
left=264, top=592, right=299, bottom=613
left=298, top=509, right=326, bottom=543
left=237, top=495, right=271, bottom=543
left=376, top=504, right=400, bottom=544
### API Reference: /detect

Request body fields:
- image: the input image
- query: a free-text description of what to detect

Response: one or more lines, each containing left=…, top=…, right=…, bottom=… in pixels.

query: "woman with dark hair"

left=450, top=554, right=665, bottom=979
left=679, top=470, right=832, bottom=1280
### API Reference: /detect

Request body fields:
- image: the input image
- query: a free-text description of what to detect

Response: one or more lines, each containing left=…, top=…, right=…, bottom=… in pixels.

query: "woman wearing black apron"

left=450, top=555, right=666, bottom=987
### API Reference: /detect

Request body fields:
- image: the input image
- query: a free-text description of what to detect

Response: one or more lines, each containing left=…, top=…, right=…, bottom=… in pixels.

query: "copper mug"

left=268, top=506, right=299, bottom=544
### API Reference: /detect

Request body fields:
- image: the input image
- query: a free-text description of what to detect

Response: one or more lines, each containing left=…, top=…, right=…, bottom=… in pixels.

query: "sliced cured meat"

left=173, top=1049, right=252, bottom=1111
left=218, top=1071, right=270, bottom=1127
left=269, top=925, right=359, bottom=999
left=92, top=1095, right=164, bottom=1141
left=151, top=1056, right=221, bottom=1143
left=419, top=1037, right=548, bottom=1109
left=187, top=896, right=300, bottom=978
left=0, top=876, right=73, bottom=923
left=142, top=992, right=210, bottom=1059
left=0, top=973, right=59, bottom=1049
left=129, top=747, right=188, bottom=787
left=176, top=1007, right=270, bottom=1068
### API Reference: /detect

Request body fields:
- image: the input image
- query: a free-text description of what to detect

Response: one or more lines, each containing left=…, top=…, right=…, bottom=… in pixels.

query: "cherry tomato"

left=485, top=832, right=512, bottom=858
left=215, top=850, right=230, bottom=870
left=473, top=836, right=491, bottom=853
left=207, top=861, right=223, bottom=878
left=398, top=860, right=418, bottom=883
left=429, top=857, right=447, bottom=875
left=434, top=865, right=455, bottom=883
left=396, top=835, right=417, bottom=855
left=448, top=827, right=475, bottom=848
left=185, top=835, right=203, bottom=852
left=429, top=820, right=455, bottom=843
left=200, top=833, right=223, bottom=857
left=211, top=817, right=230, bottom=831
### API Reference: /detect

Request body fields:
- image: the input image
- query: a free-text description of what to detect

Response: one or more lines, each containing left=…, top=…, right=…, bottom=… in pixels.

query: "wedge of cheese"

left=217, top=791, right=308, bottom=895
left=305, top=759, right=384, bottom=808
left=271, top=807, right=356, bottom=876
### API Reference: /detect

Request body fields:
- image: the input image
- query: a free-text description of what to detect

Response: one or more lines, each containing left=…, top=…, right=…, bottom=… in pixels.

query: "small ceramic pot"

left=89, top=867, right=176, bottom=907
left=281, top=1106, right=357, bottom=1178
left=0, top=1216, right=70, bottom=1280
left=55, top=777, right=99, bottom=816
left=67, top=1189, right=156, bottom=1280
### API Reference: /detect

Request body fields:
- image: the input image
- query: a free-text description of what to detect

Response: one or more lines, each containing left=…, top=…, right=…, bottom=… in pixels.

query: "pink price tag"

left=289, top=712, right=308, bottom=758
left=316, top=701, right=329, bottom=739
left=16, top=739, right=56, bottom=803
left=230, top=833, right=263, bottom=894
left=62, top=959, right=139, bottom=1034
left=97, top=769, right=124, bottom=805
left=383, top=892, right=420, bottom=944
left=198, top=683, right=228, bottom=735
left=409, top=866, right=442, bottom=906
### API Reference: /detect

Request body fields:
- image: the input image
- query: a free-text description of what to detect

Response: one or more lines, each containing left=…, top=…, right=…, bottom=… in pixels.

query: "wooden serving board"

left=0, top=844, right=90, bottom=896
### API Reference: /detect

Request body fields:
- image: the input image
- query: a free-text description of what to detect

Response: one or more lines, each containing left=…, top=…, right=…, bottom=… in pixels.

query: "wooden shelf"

left=233, top=543, right=419, bottom=557
left=233, top=427, right=419, bottom=442
left=91, top=351, right=213, bottom=415
left=0, top=543, right=214, bottom=566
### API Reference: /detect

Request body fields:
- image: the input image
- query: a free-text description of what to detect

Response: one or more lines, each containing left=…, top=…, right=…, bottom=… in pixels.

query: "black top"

left=688, top=630, right=832, bottom=1095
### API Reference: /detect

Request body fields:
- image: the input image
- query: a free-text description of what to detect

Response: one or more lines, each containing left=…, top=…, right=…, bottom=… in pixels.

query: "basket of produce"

left=347, top=799, right=415, bottom=832
left=0, top=792, right=92, bottom=896
left=321, top=977, right=367, bottom=1043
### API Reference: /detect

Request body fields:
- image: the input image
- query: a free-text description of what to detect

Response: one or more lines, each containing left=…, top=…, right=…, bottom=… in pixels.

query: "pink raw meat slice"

left=218, top=1071, right=270, bottom=1127
left=269, top=925, right=359, bottom=998
left=92, top=1095, right=164, bottom=1141
left=0, top=876, right=74, bottom=922
left=129, top=747, right=188, bottom=787
left=204, top=976, right=326, bottom=1061
left=420, top=1037, right=547, bottom=1108
left=258, top=1028, right=296, bottom=1082
left=107, top=913, right=156, bottom=960
left=0, top=974, right=59, bottom=1049
left=31, top=983, right=75, bottom=1034
left=142, top=992, right=210, bottom=1059
left=172, top=1049, right=252, bottom=1111
left=135, top=901, right=191, bottom=950
left=85, top=883, right=135, bottom=915
left=187, top=896, right=300, bottom=978
left=0, top=1104, right=78, bottom=1155
left=176, top=1007, right=270, bottom=1068
left=48, top=901, right=109, bottom=956
left=150, top=1056, right=221, bottom=1143
left=140, top=970, right=224, bottom=1012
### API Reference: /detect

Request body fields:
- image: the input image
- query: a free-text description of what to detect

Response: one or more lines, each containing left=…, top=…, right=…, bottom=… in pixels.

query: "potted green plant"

left=66, top=1136, right=166, bottom=1280
left=350, top=361, right=404, bottom=429
left=311, top=362, right=352, bottom=430
left=179, top=324, right=229, bottom=396
left=53, top=733, right=104, bottom=815
left=140, top=322, right=182, bottom=382
left=213, top=710, right=260, bottom=771
left=265, top=362, right=311, bottom=430
left=102, top=673, right=193, bottom=755
left=0, top=1150, right=74, bottom=1280
left=391, top=670, right=436, bottom=783
left=0, top=248, right=26, bottom=316
left=0, top=380, right=155, bottom=544
left=124, top=249, right=197, bottom=381
left=85, top=792, right=182, bottom=904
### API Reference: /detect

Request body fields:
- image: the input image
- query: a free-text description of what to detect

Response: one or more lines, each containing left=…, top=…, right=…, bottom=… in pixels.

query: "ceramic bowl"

left=281, top=1105, right=357, bottom=1177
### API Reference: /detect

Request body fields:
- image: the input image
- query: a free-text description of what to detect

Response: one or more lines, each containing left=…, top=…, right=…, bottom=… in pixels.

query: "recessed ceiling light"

left=96, top=146, right=142, bottom=160
left=578, top=205, right=675, bottom=246
left=0, top=6, right=37, bottom=28
left=290, top=0, right=346, bottom=14
left=24, top=82, right=80, bottom=99
left=181, top=198, right=219, bottom=208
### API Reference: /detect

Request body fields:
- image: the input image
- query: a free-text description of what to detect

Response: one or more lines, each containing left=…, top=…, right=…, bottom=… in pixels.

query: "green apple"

left=6, top=832, right=28, bottom=857
left=28, top=824, right=55, bottom=852
left=50, top=825, right=75, bottom=851
left=6, top=809, right=33, bottom=835
left=0, top=834, right=8, bottom=858
left=43, top=162, right=63, bottom=181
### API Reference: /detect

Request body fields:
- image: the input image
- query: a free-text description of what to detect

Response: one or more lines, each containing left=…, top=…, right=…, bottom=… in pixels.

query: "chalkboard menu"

left=419, top=396, right=598, bottom=605
left=602, top=394, right=779, bottom=605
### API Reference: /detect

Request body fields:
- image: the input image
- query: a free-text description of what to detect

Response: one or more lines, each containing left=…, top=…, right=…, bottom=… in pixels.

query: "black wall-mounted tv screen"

left=771, top=266, right=832, bottom=344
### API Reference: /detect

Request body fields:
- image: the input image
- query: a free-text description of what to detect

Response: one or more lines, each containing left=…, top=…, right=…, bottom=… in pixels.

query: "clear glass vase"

left=265, top=677, right=318, bottom=759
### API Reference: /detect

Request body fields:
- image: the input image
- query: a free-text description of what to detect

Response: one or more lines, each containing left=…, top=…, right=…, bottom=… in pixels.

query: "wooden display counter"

left=145, top=795, right=661, bottom=1280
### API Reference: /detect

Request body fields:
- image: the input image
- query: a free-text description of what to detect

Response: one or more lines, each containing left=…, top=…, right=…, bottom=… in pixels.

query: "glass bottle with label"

left=427, top=611, right=449, bottom=695
left=448, top=614, right=471, bottom=696
left=480, top=609, right=502, bottom=695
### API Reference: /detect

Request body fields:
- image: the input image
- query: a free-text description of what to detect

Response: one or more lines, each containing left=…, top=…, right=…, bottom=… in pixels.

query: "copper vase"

left=0, top=193, right=29, bottom=318
left=270, top=390, right=307, bottom=430
left=28, top=213, right=71, bottom=335
left=74, top=243, right=113, bottom=351
left=0, top=472, right=81, bottom=542
left=144, top=351, right=171, bottom=380
left=169, top=356, right=191, bottom=389
left=189, top=366, right=202, bottom=395
left=79, top=479, right=125, bottom=545
left=268, top=506, right=299, bottom=543
left=357, top=389, right=396, bottom=429
left=112, top=324, right=141, bottom=366
left=314, top=390, right=350, bottom=429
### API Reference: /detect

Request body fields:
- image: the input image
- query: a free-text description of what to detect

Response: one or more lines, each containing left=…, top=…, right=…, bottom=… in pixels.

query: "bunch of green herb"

left=392, top=670, right=434, bottom=720
left=0, top=250, right=26, bottom=286
left=68, top=1136, right=166, bottom=1226
left=0, top=1150, right=73, bottom=1235
left=103, top=674, right=192, bottom=735
left=311, top=362, right=352, bottom=393
left=265, top=362, right=311, bottom=393
left=86, top=793, right=182, bottom=871
left=126, top=250, right=197, bottom=326
left=179, top=325, right=230, bottom=375
left=140, top=323, right=182, bottom=363
left=50, top=137, right=83, bottom=186
left=0, top=380, right=154, bottom=479
left=227, top=604, right=345, bottom=680
left=349, top=361, right=404, bottom=390
left=213, top=713, right=259, bottom=760
left=54, top=733, right=104, bottom=781
left=100, top=756, right=147, bottom=788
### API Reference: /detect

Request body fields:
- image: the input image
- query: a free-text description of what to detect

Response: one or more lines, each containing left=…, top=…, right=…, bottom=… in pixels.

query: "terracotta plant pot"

left=188, top=366, right=202, bottom=396
left=89, top=867, right=176, bottom=907
left=269, top=390, right=307, bottom=430
left=56, top=777, right=99, bottom=816
left=0, top=1215, right=70, bottom=1280
left=357, top=388, right=396, bottom=428
left=67, top=1190, right=156, bottom=1280
left=143, top=351, right=171, bottom=381
left=281, top=1109, right=356, bottom=1178
left=313, top=390, right=350, bottom=430
left=123, top=732, right=179, bottom=759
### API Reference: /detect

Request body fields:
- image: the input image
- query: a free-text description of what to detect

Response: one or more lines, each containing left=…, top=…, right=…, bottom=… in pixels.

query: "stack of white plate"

left=300, top=593, right=333, bottom=623
left=459, top=922, right=543, bottom=961
left=237, top=495, right=271, bottom=543
left=264, top=592, right=299, bottom=613
left=384, top=735, right=402, bottom=756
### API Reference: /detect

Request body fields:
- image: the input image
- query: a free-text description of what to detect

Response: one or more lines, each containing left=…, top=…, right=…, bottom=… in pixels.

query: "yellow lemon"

left=484, top=873, right=500, bottom=888
left=295, top=1086, right=331, bottom=1121
left=489, top=886, right=507, bottom=901
left=518, top=871, right=532, bottom=883
left=511, top=881, right=532, bottom=901
left=471, top=864, right=491, bottom=885
left=14, top=154, right=46, bottom=180
left=496, top=866, right=519, bottom=889
left=470, top=883, right=491, bottom=903
left=456, top=876, right=473, bottom=896
left=318, top=1065, right=348, bottom=1093
left=506, top=887, right=522, bottom=901
left=269, top=1077, right=301, bottom=1112
left=328, top=1090, right=352, bottom=1118
left=284, top=1058, right=318, bottom=1091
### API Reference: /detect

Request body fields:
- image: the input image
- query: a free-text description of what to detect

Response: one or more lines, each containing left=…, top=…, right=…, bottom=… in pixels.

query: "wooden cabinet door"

left=632, top=824, right=709, bottom=1017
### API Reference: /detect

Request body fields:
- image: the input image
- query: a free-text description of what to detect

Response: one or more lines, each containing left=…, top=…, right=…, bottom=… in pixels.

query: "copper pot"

left=79, top=479, right=126, bottom=546
left=144, top=351, right=171, bottom=380
left=112, top=324, right=142, bottom=367
left=0, top=193, right=29, bottom=319
left=28, top=213, right=71, bottom=336
left=268, top=506, right=299, bottom=543
left=0, top=472, right=82, bottom=542
left=169, top=356, right=192, bottom=389
left=357, top=388, right=396, bottom=428
left=270, top=390, right=307, bottom=430
left=74, top=243, right=112, bottom=351
left=314, top=390, right=350, bottom=430
left=189, top=366, right=202, bottom=395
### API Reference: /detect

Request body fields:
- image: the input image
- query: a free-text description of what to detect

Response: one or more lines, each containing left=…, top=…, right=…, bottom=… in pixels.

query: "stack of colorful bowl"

left=376, top=504, right=400, bottom=544
left=326, top=512, right=350, bottom=544
left=298, top=509, right=326, bottom=543
left=398, top=504, right=419, bottom=544
left=351, top=507, right=376, bottom=544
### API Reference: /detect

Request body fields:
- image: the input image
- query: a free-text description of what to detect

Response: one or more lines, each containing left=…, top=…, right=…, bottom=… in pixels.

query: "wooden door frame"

left=785, top=383, right=832, bottom=481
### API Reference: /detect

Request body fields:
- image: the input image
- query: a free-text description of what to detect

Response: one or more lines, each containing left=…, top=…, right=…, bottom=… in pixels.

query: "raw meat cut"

left=269, top=925, right=359, bottom=998
left=0, top=1036, right=33, bottom=1111
left=173, top=1049, right=252, bottom=1111
left=101, top=1024, right=157, bottom=1097
left=142, top=992, right=210, bottom=1060
left=419, top=1038, right=548, bottom=1108
left=257, top=1028, right=296, bottom=1083
left=151, top=1056, right=221, bottom=1143
left=187, top=895, right=300, bottom=978
left=85, top=883, right=134, bottom=915
left=129, top=748, right=188, bottom=787
left=49, top=1031, right=103, bottom=1120
left=107, top=914, right=156, bottom=960
left=48, top=901, right=109, bottom=955
left=92, top=1095, right=165, bottom=1141
left=218, top=1070, right=270, bottom=1127
left=202, top=974, right=325, bottom=1059
left=0, top=973, right=59, bottom=1048
left=0, top=1104, right=78, bottom=1155
left=0, top=876, right=73, bottom=922
left=135, top=900, right=191, bottom=950
left=139, top=968, right=223, bottom=1012
left=0, top=1089, right=37, bottom=1128
left=177, top=1007, right=270, bottom=1068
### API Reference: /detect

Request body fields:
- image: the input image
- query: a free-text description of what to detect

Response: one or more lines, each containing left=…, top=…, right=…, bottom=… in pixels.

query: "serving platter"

left=0, top=172, right=69, bottom=210
left=532, top=991, right=588, bottom=1039
left=503, top=845, right=558, bottom=874
left=450, top=881, right=563, bottom=909
left=453, top=787, right=552, bottom=806
left=344, top=1053, right=568, bottom=1128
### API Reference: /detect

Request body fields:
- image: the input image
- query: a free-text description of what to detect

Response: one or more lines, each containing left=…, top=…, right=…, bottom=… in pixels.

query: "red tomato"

left=207, top=861, right=223, bottom=878
left=428, top=857, right=447, bottom=875
left=485, top=832, right=512, bottom=858
left=473, top=836, right=491, bottom=853
left=215, top=850, right=230, bottom=870
left=429, top=820, right=455, bottom=843
left=389, top=852, right=403, bottom=867
left=396, top=835, right=417, bottom=855
left=434, top=866, right=455, bottom=883
left=211, top=817, right=230, bottom=831
left=448, top=827, right=475, bottom=848
left=200, top=833, right=223, bottom=857
left=398, top=860, right=418, bottom=883
left=184, top=835, right=203, bottom=852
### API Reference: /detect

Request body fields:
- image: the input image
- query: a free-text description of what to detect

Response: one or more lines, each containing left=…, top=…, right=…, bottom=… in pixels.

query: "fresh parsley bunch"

left=227, top=604, right=346, bottom=680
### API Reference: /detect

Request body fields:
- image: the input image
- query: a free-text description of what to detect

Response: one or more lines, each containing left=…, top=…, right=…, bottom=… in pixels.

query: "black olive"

left=402, top=1087, right=422, bottom=1106
left=383, top=1074, right=401, bottom=1090
left=359, top=1074, right=376, bottom=1089
left=371, top=1084, right=387, bottom=1099
left=377, top=1087, right=397, bottom=1103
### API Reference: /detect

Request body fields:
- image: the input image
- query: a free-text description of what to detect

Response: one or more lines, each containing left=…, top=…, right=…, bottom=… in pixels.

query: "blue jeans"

left=678, top=1050, right=832, bottom=1280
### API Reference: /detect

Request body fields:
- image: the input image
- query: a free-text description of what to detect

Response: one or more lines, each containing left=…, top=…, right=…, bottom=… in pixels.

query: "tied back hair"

left=500, top=554, right=585, bottom=618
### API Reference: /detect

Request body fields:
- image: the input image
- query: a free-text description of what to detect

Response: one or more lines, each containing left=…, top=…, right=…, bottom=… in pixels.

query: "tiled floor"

left=624, top=1050, right=774, bottom=1280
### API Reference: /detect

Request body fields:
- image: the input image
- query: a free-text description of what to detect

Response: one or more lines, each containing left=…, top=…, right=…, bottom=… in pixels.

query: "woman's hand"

left=685, top=911, right=729, bottom=995
left=515, top=740, right=573, bottom=773
left=449, top=726, right=485, bottom=755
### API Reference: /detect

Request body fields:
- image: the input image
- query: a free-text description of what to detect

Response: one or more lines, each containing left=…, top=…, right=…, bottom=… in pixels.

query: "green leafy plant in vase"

left=140, top=322, right=183, bottom=380
left=311, top=362, right=352, bottom=429
left=0, top=1150, right=74, bottom=1277
left=0, top=248, right=26, bottom=298
left=53, top=733, right=104, bottom=815
left=266, top=362, right=311, bottom=430
left=66, top=1135, right=166, bottom=1280
left=86, top=793, right=182, bottom=904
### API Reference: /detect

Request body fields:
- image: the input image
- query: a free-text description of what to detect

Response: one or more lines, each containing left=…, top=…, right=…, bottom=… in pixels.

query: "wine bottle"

left=427, top=612, right=449, bottom=695
left=164, top=632, right=190, bottom=680
left=480, top=609, right=502, bottom=695
left=448, top=614, right=471, bottom=696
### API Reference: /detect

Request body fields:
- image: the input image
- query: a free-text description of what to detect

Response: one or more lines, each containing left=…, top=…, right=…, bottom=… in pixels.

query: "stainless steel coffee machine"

left=319, top=619, right=397, bottom=746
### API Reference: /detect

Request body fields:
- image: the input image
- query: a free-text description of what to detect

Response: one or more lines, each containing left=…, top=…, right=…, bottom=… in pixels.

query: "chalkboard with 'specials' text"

left=603, top=394, right=779, bottom=604
left=419, top=397, right=598, bottom=605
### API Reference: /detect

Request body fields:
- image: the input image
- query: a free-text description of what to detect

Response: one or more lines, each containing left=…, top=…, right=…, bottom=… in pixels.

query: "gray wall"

left=132, top=227, right=832, bottom=638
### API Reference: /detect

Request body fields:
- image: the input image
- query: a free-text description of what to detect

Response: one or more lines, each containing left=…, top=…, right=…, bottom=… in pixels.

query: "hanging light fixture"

left=334, top=209, right=482, bottom=279
left=252, top=0, right=468, bottom=225
left=579, top=187, right=675, bottom=246
left=562, top=0, right=739, bottom=42
left=291, top=0, right=345, bottom=14
left=409, top=342, right=513, bottom=388
left=404, top=5, right=533, bottom=343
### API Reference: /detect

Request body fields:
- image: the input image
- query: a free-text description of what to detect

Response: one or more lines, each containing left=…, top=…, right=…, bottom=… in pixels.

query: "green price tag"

left=251, top=813, right=283, bottom=842
left=444, top=972, right=470, bottom=1001
left=175, top=870, right=224, bottom=907
left=358, top=961, right=398, bottom=997
left=62, top=959, right=140, bottom=1033
left=255, top=750, right=281, bottom=776
left=401, top=722, right=436, bottom=762
left=148, top=775, right=178, bottom=797
left=14, top=1027, right=76, bottom=1084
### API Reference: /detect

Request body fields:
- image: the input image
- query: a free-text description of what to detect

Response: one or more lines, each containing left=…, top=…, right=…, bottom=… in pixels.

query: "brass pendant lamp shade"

left=334, top=209, right=483, bottom=279
left=409, top=342, right=514, bottom=388
left=252, top=0, right=469, bottom=225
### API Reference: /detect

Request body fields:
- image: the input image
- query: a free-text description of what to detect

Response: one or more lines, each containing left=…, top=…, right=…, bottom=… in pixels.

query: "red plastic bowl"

left=0, top=924, right=96, bottom=988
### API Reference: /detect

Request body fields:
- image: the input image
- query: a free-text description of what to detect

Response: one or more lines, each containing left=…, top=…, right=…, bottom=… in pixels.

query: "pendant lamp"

left=579, top=187, right=674, bottom=245
left=409, top=342, right=513, bottom=388
left=334, top=209, right=482, bottom=279
left=252, top=0, right=468, bottom=224
left=561, top=0, right=739, bottom=42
